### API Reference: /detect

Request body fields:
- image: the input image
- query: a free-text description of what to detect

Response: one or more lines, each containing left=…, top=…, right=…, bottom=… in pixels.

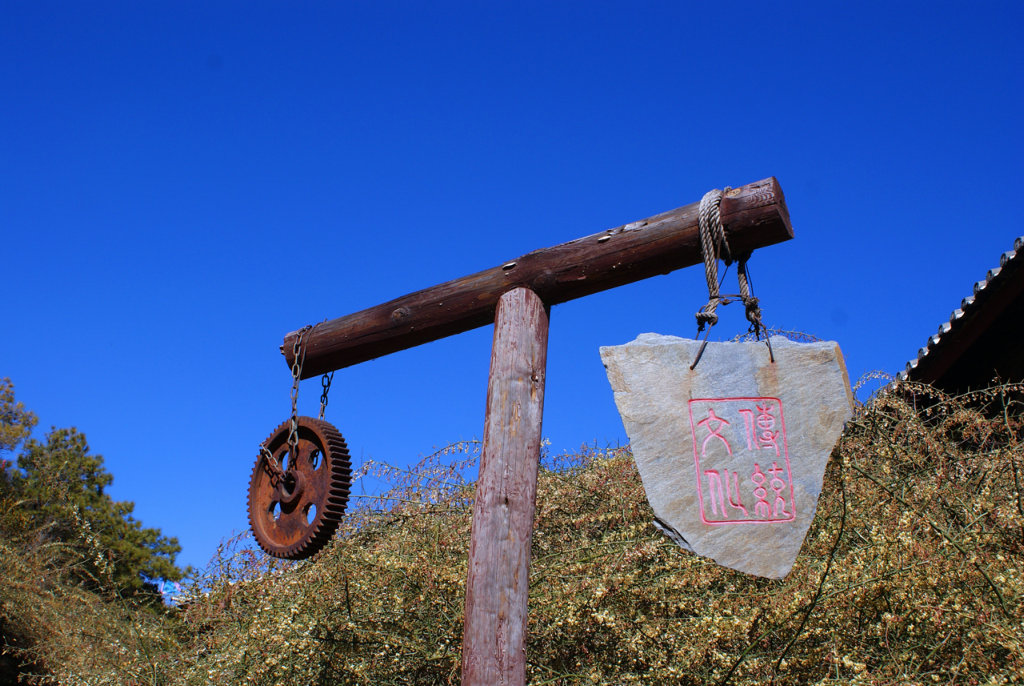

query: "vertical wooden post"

left=461, top=287, right=549, bottom=686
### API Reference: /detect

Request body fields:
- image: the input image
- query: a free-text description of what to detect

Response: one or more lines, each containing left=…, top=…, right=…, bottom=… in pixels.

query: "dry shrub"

left=174, top=383, right=1023, bottom=685
left=177, top=442, right=481, bottom=685
left=0, top=496, right=180, bottom=685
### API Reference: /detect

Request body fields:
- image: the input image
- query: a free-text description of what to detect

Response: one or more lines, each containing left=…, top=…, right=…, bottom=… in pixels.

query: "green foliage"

left=0, top=378, right=188, bottom=683
left=0, top=377, right=36, bottom=458
left=1, top=484, right=181, bottom=685
left=14, top=427, right=186, bottom=598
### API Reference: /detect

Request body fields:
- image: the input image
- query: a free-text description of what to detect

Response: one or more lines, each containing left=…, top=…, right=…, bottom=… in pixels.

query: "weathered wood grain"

left=461, top=287, right=548, bottom=686
left=284, top=177, right=793, bottom=377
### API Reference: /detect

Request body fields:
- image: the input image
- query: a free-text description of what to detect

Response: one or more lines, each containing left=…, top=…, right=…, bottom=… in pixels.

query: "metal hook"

left=689, top=325, right=713, bottom=370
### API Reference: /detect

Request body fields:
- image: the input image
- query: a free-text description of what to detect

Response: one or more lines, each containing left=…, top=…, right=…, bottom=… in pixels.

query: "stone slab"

left=600, top=334, right=854, bottom=579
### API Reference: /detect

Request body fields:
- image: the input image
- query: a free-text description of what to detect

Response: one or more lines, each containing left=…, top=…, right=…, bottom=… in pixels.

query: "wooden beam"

left=285, top=177, right=793, bottom=377
left=461, top=287, right=548, bottom=686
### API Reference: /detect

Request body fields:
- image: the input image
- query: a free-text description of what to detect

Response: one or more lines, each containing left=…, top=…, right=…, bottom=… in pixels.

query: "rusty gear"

left=248, top=416, right=351, bottom=559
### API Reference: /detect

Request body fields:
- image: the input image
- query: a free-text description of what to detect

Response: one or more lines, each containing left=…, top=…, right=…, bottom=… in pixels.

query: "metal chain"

left=259, top=323, right=336, bottom=481
left=286, top=325, right=313, bottom=470
left=259, top=444, right=284, bottom=485
left=319, top=370, right=334, bottom=421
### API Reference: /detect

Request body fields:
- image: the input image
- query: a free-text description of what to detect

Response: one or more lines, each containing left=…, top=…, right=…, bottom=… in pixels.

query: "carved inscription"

left=688, top=397, right=794, bottom=525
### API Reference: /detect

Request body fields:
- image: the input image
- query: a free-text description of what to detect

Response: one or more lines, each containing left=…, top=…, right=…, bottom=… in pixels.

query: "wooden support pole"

left=284, top=177, right=793, bottom=378
left=462, top=287, right=549, bottom=686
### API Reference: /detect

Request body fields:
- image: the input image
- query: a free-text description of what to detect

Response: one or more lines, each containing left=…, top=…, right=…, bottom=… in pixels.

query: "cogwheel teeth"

left=247, top=417, right=351, bottom=559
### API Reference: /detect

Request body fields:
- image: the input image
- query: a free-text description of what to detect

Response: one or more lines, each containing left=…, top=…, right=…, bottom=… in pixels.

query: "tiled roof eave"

left=899, top=237, right=1023, bottom=384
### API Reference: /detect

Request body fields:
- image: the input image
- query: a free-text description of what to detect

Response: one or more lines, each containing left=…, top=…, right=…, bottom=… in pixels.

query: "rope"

left=692, top=187, right=773, bottom=367
left=695, top=189, right=730, bottom=331
left=736, top=257, right=765, bottom=336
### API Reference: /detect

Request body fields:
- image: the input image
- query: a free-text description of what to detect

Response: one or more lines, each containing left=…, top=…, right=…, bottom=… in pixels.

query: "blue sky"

left=3, top=2, right=1022, bottom=574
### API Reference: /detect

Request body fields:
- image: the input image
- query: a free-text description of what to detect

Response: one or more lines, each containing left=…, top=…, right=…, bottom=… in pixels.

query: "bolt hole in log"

left=305, top=503, right=317, bottom=525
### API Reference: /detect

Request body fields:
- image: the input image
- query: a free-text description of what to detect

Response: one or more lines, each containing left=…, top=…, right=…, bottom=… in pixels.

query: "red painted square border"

left=688, top=397, right=795, bottom=525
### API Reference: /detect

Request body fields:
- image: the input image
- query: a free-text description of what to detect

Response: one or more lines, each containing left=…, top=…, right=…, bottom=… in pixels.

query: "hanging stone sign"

left=600, top=334, right=854, bottom=579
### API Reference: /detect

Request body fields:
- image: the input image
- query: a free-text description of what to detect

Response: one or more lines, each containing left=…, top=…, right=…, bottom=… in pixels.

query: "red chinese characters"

left=688, top=397, right=794, bottom=525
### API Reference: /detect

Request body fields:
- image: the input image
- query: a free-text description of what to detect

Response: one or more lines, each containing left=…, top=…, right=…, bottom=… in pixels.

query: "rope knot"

left=742, top=295, right=760, bottom=320
left=695, top=308, right=719, bottom=332
left=693, top=188, right=769, bottom=342
left=690, top=187, right=773, bottom=367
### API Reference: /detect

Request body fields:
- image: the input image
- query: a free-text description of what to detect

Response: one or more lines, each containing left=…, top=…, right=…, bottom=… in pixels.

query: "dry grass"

left=5, top=381, right=1023, bottom=684
left=0, top=494, right=179, bottom=685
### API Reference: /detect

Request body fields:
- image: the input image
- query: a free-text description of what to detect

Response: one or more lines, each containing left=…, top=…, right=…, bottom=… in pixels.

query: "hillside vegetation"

left=3, top=380, right=1023, bottom=684
left=0, top=379, right=186, bottom=683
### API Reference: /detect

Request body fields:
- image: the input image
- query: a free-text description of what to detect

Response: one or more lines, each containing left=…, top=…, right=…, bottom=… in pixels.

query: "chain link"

left=319, top=370, right=334, bottom=421
left=286, top=325, right=313, bottom=466
left=259, top=323, right=336, bottom=481
left=259, top=444, right=284, bottom=486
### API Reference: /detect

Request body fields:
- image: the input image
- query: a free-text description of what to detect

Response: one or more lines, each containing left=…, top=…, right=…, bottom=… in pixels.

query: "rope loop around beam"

left=695, top=189, right=730, bottom=331
left=694, top=188, right=770, bottom=347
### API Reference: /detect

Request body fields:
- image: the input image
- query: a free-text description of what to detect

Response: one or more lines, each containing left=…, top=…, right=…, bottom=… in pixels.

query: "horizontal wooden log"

left=284, top=176, right=793, bottom=377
